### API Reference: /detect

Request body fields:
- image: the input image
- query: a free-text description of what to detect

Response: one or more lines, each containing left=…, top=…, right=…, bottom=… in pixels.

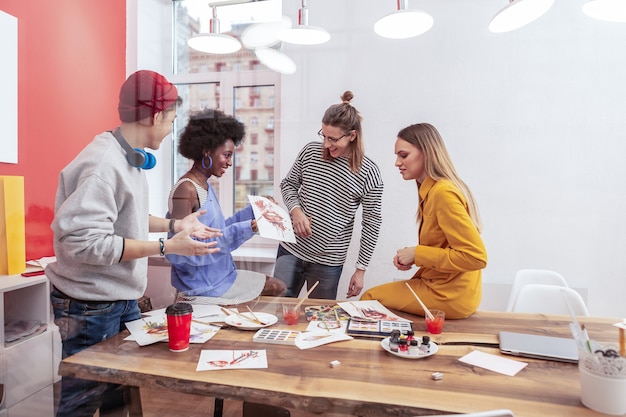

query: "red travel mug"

left=165, top=303, right=193, bottom=352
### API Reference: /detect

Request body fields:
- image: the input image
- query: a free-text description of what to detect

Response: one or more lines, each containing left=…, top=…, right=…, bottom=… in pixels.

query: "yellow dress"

left=361, top=177, right=487, bottom=319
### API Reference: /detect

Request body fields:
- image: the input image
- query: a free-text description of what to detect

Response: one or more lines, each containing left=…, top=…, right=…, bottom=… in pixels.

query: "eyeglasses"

left=317, top=129, right=351, bottom=145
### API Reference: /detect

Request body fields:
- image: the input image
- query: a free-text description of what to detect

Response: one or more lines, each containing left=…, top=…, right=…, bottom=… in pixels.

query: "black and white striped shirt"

left=280, top=141, right=383, bottom=267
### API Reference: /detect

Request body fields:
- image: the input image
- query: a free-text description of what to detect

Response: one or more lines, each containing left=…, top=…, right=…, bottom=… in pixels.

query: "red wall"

left=0, top=1, right=126, bottom=260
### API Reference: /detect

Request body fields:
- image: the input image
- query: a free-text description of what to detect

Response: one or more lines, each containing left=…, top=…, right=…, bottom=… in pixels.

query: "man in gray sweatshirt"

left=46, top=70, right=220, bottom=417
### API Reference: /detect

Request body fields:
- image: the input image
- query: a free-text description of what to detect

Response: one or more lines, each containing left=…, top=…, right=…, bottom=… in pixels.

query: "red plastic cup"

left=282, top=303, right=300, bottom=325
left=165, top=303, right=193, bottom=352
left=425, top=309, right=445, bottom=335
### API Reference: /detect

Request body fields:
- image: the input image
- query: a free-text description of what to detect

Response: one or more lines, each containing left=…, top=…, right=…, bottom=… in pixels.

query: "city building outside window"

left=170, top=0, right=282, bottom=215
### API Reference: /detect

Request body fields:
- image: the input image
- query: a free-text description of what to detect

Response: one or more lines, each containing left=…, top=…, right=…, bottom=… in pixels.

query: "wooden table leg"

left=214, top=397, right=224, bottom=417
left=128, top=386, right=143, bottom=417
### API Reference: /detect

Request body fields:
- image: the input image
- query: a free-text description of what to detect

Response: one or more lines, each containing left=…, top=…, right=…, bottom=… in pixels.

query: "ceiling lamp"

left=187, top=5, right=242, bottom=54
left=255, top=47, right=297, bottom=74
left=374, top=0, right=434, bottom=39
left=241, top=16, right=292, bottom=49
left=488, top=0, right=555, bottom=33
left=277, top=0, right=330, bottom=45
left=582, top=0, right=626, bottom=22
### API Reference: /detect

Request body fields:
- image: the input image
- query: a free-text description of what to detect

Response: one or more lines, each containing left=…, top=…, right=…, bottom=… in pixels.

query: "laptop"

left=498, top=331, right=579, bottom=363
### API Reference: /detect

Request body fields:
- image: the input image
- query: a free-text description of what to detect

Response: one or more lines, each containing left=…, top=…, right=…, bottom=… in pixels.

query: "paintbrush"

left=405, top=282, right=435, bottom=321
left=221, top=307, right=265, bottom=326
left=294, top=280, right=320, bottom=311
left=246, top=305, right=268, bottom=326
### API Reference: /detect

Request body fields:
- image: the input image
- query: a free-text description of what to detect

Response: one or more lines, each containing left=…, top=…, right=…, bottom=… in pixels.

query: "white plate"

left=380, top=337, right=438, bottom=359
left=224, top=312, right=278, bottom=330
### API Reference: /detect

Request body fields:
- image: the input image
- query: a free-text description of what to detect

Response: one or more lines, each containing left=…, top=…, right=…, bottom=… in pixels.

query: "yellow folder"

left=0, top=176, right=26, bottom=275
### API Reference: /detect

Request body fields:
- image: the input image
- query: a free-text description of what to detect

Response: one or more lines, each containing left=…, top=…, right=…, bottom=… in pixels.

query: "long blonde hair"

left=398, top=123, right=482, bottom=232
left=321, top=91, right=364, bottom=173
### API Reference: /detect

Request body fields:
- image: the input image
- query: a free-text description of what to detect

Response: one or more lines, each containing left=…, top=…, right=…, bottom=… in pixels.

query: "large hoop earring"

left=202, top=155, right=213, bottom=169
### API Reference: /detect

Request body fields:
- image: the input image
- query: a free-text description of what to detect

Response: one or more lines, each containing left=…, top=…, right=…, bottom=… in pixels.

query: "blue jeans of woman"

left=273, top=245, right=344, bottom=299
left=50, top=288, right=140, bottom=417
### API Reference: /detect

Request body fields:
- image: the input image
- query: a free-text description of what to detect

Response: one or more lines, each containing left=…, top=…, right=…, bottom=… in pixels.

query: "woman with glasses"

left=274, top=91, right=384, bottom=299
left=166, top=108, right=285, bottom=303
left=361, top=123, right=487, bottom=319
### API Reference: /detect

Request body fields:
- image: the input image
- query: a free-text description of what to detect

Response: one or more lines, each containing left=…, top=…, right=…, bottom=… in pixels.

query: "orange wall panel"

left=0, top=1, right=126, bottom=260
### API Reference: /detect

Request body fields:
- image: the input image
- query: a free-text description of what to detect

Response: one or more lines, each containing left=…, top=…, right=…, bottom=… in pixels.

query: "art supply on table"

left=253, top=329, right=300, bottom=345
left=347, top=318, right=413, bottom=338
left=225, top=313, right=277, bottom=330
left=304, top=304, right=350, bottom=322
left=338, top=300, right=410, bottom=322
left=380, top=336, right=439, bottom=359
left=282, top=302, right=300, bottom=325
left=222, top=307, right=265, bottom=326
left=404, top=282, right=435, bottom=321
left=166, top=303, right=193, bottom=352
left=329, top=360, right=341, bottom=368
left=294, top=280, right=320, bottom=311
left=398, top=339, right=408, bottom=352
left=246, top=305, right=268, bottom=326
left=425, top=309, right=445, bottom=334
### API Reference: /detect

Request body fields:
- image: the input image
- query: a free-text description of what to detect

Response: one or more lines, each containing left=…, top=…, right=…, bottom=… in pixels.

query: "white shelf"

left=0, top=273, right=54, bottom=416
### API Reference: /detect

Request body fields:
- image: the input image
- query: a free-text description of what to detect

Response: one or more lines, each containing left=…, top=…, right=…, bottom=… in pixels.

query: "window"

left=170, top=0, right=282, bottom=216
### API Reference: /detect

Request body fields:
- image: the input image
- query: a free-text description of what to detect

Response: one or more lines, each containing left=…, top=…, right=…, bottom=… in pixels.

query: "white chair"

left=505, top=269, right=569, bottom=311
left=510, top=284, right=590, bottom=316
left=420, top=409, right=514, bottom=417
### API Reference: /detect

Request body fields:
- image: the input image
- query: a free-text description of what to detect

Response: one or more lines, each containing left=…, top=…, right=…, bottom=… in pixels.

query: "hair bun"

left=340, top=90, right=354, bottom=104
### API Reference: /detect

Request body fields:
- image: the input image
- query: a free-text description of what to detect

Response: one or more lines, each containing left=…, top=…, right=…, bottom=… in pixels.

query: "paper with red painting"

left=248, top=195, right=296, bottom=243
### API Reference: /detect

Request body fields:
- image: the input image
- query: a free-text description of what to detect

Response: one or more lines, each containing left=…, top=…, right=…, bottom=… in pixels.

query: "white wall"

left=140, top=0, right=626, bottom=317
left=278, top=0, right=626, bottom=317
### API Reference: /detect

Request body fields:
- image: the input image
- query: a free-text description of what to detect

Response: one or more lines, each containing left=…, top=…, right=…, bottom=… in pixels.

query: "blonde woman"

left=361, top=123, right=487, bottom=319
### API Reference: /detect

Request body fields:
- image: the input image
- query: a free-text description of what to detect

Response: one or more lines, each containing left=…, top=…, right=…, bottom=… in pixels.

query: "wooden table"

left=58, top=297, right=620, bottom=417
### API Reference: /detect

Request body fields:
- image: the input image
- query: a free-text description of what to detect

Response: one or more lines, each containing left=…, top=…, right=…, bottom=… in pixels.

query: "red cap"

left=118, top=70, right=179, bottom=122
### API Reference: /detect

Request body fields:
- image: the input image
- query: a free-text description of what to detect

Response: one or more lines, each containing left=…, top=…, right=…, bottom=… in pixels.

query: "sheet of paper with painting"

left=295, top=330, right=353, bottom=350
left=124, top=314, right=219, bottom=346
left=337, top=300, right=411, bottom=322
left=248, top=195, right=296, bottom=243
left=196, top=349, right=268, bottom=371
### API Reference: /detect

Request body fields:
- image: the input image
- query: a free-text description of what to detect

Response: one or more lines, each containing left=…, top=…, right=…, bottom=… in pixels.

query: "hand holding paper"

left=248, top=195, right=296, bottom=243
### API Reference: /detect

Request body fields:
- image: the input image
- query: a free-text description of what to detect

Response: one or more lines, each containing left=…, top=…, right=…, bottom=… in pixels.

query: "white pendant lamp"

left=582, top=0, right=626, bottom=22
left=374, top=0, right=434, bottom=39
left=255, top=47, right=297, bottom=74
left=277, top=0, right=330, bottom=45
left=241, top=16, right=292, bottom=50
left=187, top=6, right=242, bottom=54
left=489, top=0, right=555, bottom=33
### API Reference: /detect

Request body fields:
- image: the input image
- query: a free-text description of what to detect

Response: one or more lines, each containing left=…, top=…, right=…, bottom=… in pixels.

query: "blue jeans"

left=50, top=288, right=141, bottom=417
left=273, top=245, right=344, bottom=299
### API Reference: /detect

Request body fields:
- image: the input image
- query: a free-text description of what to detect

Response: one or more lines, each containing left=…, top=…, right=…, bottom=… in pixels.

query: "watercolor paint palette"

left=347, top=319, right=414, bottom=338
left=253, top=329, right=301, bottom=345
